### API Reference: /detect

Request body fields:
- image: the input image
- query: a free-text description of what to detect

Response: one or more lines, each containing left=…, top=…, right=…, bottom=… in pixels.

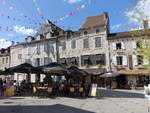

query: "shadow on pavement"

left=0, top=104, right=95, bottom=113
left=98, top=89, right=144, bottom=99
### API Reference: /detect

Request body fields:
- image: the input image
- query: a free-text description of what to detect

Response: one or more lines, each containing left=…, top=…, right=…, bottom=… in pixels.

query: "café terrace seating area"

left=3, top=62, right=94, bottom=98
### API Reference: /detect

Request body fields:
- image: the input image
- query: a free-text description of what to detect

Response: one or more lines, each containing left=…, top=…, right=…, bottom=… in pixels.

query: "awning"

left=96, top=54, right=101, bottom=59
left=83, top=68, right=106, bottom=75
left=82, top=55, right=89, bottom=60
left=117, top=69, right=150, bottom=76
left=100, top=72, right=119, bottom=78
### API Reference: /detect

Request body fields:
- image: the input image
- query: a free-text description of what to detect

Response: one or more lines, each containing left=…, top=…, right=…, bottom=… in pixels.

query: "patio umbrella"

left=5, top=63, right=38, bottom=74
left=38, top=62, right=68, bottom=75
left=67, top=66, right=89, bottom=78
left=100, top=71, right=119, bottom=78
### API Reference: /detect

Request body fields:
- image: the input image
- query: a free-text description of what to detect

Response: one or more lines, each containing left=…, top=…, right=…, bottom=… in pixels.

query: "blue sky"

left=0, top=0, right=149, bottom=48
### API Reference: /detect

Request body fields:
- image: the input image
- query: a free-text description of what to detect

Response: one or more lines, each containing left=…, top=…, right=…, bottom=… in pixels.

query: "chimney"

left=11, top=41, right=15, bottom=46
left=143, top=20, right=149, bottom=30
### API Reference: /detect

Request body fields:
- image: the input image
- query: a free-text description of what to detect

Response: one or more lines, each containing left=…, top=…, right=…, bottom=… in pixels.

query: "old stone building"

left=0, top=47, right=10, bottom=71
left=108, top=29, right=150, bottom=88
left=7, top=12, right=150, bottom=87
left=58, top=12, right=110, bottom=75
left=10, top=20, right=63, bottom=82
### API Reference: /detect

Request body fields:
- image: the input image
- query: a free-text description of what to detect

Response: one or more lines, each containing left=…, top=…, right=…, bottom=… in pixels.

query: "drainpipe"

left=108, top=40, right=112, bottom=71
left=56, top=36, right=59, bottom=63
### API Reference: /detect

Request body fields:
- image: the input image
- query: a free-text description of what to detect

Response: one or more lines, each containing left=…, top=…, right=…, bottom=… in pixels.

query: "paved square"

left=0, top=89, right=149, bottom=113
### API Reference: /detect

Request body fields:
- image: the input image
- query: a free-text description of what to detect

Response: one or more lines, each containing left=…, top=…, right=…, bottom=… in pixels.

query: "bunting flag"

left=32, top=0, right=45, bottom=21
left=54, top=4, right=86, bottom=24
left=0, top=0, right=41, bottom=27
left=0, top=13, right=39, bottom=28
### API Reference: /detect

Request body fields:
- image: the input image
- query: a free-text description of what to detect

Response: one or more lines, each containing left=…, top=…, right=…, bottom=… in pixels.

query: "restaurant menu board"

left=144, top=84, right=150, bottom=100
left=90, top=84, right=97, bottom=97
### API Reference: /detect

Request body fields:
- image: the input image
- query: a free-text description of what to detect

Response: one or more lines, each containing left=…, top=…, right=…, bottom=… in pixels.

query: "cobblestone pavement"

left=0, top=89, right=149, bottom=113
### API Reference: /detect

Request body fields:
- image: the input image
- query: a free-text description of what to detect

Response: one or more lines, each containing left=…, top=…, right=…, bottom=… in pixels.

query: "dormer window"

left=84, top=31, right=88, bottom=35
left=96, top=29, right=100, bottom=34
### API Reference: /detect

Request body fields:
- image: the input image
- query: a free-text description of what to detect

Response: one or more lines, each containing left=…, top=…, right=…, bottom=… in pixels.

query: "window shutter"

left=40, top=58, right=44, bottom=66
left=90, top=55, right=96, bottom=65
left=44, top=42, right=48, bottom=54
left=123, top=56, right=127, bottom=66
left=132, top=41, right=137, bottom=49
left=33, top=59, right=36, bottom=67
left=37, top=44, right=40, bottom=54
left=112, top=55, right=117, bottom=66
left=132, top=55, right=138, bottom=66
left=143, top=57, right=149, bottom=65
left=112, top=43, right=116, bottom=50
left=121, top=42, right=125, bottom=49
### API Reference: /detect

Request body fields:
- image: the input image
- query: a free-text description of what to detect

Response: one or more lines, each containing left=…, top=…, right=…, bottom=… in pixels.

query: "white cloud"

left=126, top=0, right=150, bottom=24
left=64, top=0, right=81, bottom=4
left=13, top=25, right=37, bottom=35
left=0, top=38, right=11, bottom=49
left=111, top=24, right=121, bottom=31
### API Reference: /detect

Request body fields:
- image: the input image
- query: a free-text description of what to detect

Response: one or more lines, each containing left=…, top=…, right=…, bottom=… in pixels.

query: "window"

left=34, top=58, right=40, bottom=67
left=71, top=40, right=76, bottom=49
left=96, top=29, right=100, bottom=34
left=28, top=47, right=32, bottom=55
left=70, top=57, right=79, bottom=66
left=136, top=41, right=142, bottom=48
left=83, top=39, right=89, bottom=48
left=25, top=59, right=32, bottom=65
left=62, top=42, right=66, bottom=50
left=83, top=59, right=91, bottom=65
left=2, top=58, right=5, bottom=64
left=18, top=54, right=22, bottom=60
left=137, top=55, right=143, bottom=65
left=95, top=54, right=106, bottom=65
left=44, top=57, right=52, bottom=65
left=116, top=56, right=123, bottom=65
left=81, top=55, right=92, bottom=66
left=84, top=31, right=88, bottom=35
left=6, top=58, right=8, bottom=63
left=116, top=43, right=122, bottom=50
left=37, top=44, right=40, bottom=54
left=95, top=37, right=101, bottom=47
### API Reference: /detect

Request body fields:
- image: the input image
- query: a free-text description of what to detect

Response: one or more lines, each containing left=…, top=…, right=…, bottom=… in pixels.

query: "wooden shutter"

left=112, top=43, right=116, bottom=50
left=143, top=57, right=149, bottom=65
left=112, top=55, right=117, bottom=66
left=132, top=41, right=137, bottom=49
left=123, top=56, right=127, bottom=66
left=40, top=58, right=44, bottom=66
left=121, top=42, right=125, bottom=49
left=132, top=55, right=138, bottom=66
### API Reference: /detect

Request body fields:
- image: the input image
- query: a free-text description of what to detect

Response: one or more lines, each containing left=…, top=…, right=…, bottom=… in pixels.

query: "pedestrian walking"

left=0, top=78, right=3, bottom=96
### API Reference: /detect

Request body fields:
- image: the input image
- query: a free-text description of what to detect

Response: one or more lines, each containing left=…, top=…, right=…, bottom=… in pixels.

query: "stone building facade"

left=0, top=47, right=10, bottom=71
left=7, top=12, right=150, bottom=87
left=108, top=29, right=150, bottom=88
left=58, top=13, right=110, bottom=74
left=10, top=20, right=63, bottom=82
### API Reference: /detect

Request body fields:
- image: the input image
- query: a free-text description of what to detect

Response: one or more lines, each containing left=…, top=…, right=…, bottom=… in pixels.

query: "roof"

left=0, top=47, right=10, bottom=57
left=108, top=29, right=150, bottom=40
left=79, top=12, right=109, bottom=30
left=11, top=37, right=57, bottom=47
left=36, top=20, right=64, bottom=35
